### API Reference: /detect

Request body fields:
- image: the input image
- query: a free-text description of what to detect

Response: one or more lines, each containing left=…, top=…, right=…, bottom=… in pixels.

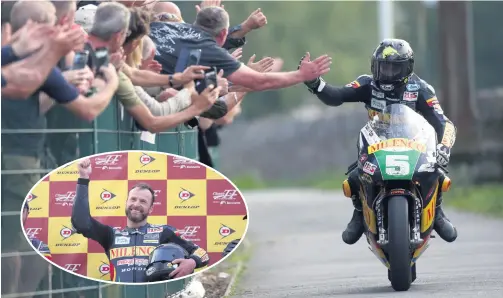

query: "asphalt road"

left=233, top=189, right=503, bottom=298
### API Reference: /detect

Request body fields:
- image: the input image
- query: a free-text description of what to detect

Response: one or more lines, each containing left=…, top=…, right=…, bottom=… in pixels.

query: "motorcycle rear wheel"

left=387, top=196, right=412, bottom=291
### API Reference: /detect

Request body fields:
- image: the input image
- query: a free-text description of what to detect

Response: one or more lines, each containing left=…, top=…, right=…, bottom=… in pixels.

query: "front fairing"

left=358, top=104, right=437, bottom=183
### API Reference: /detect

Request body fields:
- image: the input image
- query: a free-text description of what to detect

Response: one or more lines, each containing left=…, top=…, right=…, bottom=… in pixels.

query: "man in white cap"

left=74, top=3, right=97, bottom=33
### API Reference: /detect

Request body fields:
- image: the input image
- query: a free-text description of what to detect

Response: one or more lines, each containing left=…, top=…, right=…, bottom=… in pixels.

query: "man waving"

left=71, top=158, right=209, bottom=283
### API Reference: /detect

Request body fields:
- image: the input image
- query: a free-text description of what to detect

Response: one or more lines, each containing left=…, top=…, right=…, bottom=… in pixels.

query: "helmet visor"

left=375, top=60, right=409, bottom=83
left=149, top=244, right=187, bottom=263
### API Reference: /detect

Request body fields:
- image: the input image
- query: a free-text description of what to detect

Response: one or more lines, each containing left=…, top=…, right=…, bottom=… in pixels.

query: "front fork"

left=374, top=191, right=424, bottom=249
left=344, top=174, right=425, bottom=250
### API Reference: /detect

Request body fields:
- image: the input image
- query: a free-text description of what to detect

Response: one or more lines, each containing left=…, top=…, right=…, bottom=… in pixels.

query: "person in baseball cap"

left=74, top=3, right=97, bottom=33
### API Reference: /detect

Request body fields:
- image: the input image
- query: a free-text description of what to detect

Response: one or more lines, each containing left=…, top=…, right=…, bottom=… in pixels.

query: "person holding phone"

left=37, top=0, right=117, bottom=116
left=121, top=8, right=228, bottom=121
left=149, top=6, right=330, bottom=92
left=77, top=3, right=206, bottom=91
left=65, top=50, right=95, bottom=95
left=75, top=2, right=224, bottom=133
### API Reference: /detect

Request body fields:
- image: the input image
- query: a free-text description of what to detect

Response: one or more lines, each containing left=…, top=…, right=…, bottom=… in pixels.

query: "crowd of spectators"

left=1, top=0, right=331, bottom=296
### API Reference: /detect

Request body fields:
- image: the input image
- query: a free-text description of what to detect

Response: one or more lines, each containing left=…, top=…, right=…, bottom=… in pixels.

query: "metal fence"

left=1, top=98, right=197, bottom=297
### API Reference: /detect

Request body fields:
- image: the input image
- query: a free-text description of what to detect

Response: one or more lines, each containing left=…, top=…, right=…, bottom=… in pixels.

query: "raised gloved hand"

left=222, top=239, right=240, bottom=257
left=436, top=144, right=451, bottom=167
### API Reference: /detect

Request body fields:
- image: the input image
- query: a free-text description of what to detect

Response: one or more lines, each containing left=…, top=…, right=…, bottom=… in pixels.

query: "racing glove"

left=297, top=54, right=326, bottom=94
left=436, top=144, right=451, bottom=167
left=222, top=239, right=240, bottom=257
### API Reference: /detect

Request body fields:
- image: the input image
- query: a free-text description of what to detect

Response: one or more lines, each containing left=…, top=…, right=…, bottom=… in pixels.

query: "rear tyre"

left=387, top=196, right=412, bottom=291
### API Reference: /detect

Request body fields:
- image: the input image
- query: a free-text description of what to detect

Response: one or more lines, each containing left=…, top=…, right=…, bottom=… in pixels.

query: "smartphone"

left=94, top=47, right=109, bottom=73
left=187, top=49, right=202, bottom=67
left=72, top=51, right=89, bottom=70
left=195, top=66, right=218, bottom=94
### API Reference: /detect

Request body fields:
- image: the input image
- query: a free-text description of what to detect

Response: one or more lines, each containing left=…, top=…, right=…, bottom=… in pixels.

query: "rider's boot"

left=433, top=173, right=458, bottom=242
left=342, top=173, right=365, bottom=245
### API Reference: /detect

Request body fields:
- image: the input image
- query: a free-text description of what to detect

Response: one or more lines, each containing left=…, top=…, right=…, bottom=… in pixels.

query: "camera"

left=195, top=66, right=218, bottom=94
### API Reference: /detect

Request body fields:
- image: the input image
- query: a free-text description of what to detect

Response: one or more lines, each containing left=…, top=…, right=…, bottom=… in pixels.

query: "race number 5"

left=385, top=155, right=410, bottom=176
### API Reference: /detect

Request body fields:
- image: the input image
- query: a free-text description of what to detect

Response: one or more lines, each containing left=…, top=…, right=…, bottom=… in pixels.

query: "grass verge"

left=443, top=183, right=503, bottom=218
left=223, top=241, right=252, bottom=297
left=198, top=240, right=252, bottom=298
left=231, top=173, right=503, bottom=218
left=230, top=171, right=347, bottom=191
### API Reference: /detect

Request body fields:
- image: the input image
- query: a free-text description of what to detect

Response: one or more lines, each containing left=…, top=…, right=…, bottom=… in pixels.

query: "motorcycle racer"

left=70, top=158, right=209, bottom=283
left=300, top=38, right=458, bottom=245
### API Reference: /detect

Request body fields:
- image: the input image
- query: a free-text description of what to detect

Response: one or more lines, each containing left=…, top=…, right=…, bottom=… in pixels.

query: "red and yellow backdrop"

left=23, top=151, right=248, bottom=281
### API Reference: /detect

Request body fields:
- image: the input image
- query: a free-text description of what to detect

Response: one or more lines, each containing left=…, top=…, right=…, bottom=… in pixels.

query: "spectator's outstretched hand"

left=243, top=8, right=267, bottom=31
left=50, top=22, right=86, bottom=56
left=195, top=0, right=224, bottom=13
left=110, top=47, right=126, bottom=71
left=9, top=20, right=57, bottom=57
left=230, top=48, right=243, bottom=61
left=140, top=49, right=163, bottom=73
left=173, top=65, right=210, bottom=86
left=298, top=52, right=332, bottom=82
left=247, top=55, right=275, bottom=73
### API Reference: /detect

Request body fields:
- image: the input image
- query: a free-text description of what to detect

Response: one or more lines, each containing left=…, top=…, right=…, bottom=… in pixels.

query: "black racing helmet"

left=144, top=243, right=189, bottom=282
left=370, top=39, right=414, bottom=90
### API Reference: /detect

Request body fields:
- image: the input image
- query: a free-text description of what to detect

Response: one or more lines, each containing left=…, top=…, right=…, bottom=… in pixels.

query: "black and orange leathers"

left=313, top=74, right=457, bottom=149
left=313, top=73, right=458, bottom=244
left=71, top=178, right=209, bottom=283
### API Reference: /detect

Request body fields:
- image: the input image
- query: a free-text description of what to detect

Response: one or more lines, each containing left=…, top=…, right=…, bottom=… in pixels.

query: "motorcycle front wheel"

left=387, top=196, right=412, bottom=291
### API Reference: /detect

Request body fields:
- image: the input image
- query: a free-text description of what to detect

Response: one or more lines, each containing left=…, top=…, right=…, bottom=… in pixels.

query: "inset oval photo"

left=21, top=150, right=249, bottom=285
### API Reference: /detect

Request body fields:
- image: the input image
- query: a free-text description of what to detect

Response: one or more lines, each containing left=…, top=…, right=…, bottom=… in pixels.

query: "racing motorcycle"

left=342, top=103, right=452, bottom=291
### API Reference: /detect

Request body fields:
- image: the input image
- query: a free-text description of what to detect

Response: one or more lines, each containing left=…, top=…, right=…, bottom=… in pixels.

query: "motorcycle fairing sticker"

left=373, top=149, right=421, bottom=181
